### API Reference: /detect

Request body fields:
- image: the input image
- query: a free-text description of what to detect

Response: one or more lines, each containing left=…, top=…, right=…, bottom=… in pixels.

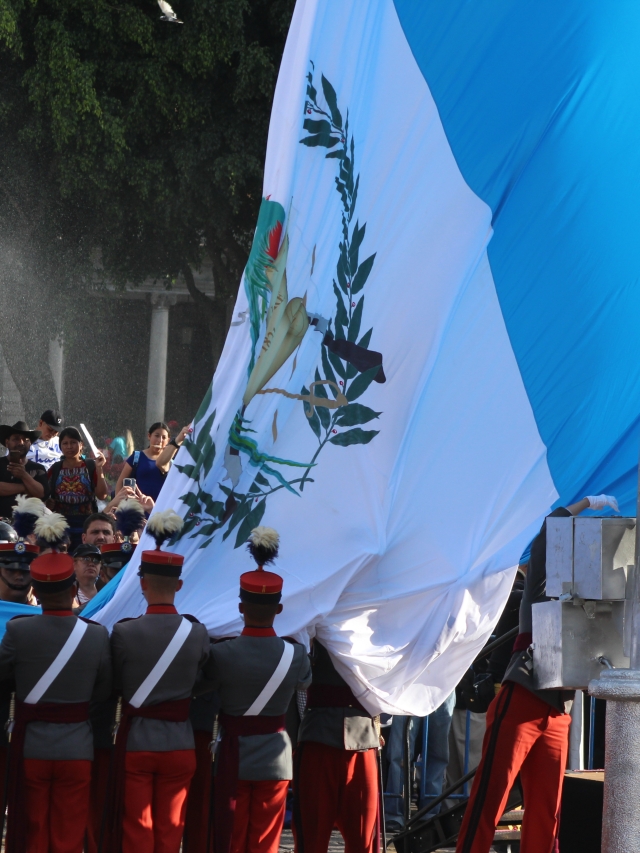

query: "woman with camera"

left=115, top=421, right=173, bottom=504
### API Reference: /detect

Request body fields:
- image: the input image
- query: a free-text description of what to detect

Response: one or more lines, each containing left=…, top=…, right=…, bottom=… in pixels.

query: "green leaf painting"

left=335, top=404, right=381, bottom=427
left=321, top=74, right=343, bottom=129
left=329, top=428, right=379, bottom=447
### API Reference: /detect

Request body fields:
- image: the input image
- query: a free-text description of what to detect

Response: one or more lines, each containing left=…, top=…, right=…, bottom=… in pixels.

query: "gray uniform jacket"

left=111, top=612, right=211, bottom=752
left=209, top=633, right=312, bottom=781
left=298, top=640, right=379, bottom=751
left=503, top=507, right=574, bottom=713
left=0, top=614, right=112, bottom=761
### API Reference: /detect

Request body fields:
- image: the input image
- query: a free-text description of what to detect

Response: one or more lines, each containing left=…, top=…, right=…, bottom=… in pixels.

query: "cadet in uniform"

left=108, top=509, right=212, bottom=853
left=0, top=545, right=112, bottom=853
left=183, top=688, right=221, bottom=853
left=209, top=526, right=312, bottom=853
left=455, top=494, right=619, bottom=853
left=0, top=497, right=43, bottom=814
left=85, top=498, right=147, bottom=853
left=293, top=639, right=380, bottom=853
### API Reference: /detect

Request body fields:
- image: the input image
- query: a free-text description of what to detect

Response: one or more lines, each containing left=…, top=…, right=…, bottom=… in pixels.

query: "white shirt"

left=26, top=437, right=62, bottom=471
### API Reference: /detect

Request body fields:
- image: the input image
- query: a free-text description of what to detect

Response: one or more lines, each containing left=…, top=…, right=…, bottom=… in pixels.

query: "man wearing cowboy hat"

left=0, top=421, right=48, bottom=519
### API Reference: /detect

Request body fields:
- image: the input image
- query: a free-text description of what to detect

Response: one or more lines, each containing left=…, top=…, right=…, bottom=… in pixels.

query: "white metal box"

left=532, top=600, right=629, bottom=690
left=546, top=516, right=635, bottom=600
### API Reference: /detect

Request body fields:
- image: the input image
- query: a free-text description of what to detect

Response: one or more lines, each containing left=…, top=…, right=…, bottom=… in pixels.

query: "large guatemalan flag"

left=92, top=1, right=640, bottom=714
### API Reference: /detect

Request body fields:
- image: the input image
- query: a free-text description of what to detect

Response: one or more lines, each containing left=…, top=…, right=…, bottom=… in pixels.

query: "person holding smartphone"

left=0, top=420, right=48, bottom=519
left=115, top=421, right=173, bottom=504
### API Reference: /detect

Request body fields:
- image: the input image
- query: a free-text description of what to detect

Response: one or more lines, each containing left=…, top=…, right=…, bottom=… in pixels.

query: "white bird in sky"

left=157, top=0, right=183, bottom=23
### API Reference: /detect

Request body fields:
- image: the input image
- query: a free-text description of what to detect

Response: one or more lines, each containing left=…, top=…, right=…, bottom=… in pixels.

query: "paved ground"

left=278, top=830, right=509, bottom=853
left=279, top=829, right=346, bottom=852
left=278, top=830, right=456, bottom=852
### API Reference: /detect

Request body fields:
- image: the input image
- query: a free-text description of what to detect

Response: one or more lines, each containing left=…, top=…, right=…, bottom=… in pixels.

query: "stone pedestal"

left=589, top=669, right=640, bottom=852
left=145, top=294, right=176, bottom=427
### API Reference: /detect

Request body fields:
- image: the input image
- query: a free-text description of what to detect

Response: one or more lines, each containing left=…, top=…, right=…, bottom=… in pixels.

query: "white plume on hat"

left=13, top=495, right=46, bottom=518
left=248, top=526, right=280, bottom=551
left=147, top=509, right=183, bottom=549
left=34, top=512, right=69, bottom=543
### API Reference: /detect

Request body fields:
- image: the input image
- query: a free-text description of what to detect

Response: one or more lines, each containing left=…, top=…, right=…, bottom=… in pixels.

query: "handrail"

left=472, top=625, right=518, bottom=662
left=392, top=767, right=478, bottom=838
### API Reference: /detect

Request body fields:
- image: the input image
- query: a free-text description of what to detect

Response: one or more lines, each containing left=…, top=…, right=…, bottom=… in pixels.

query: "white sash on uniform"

left=244, top=639, right=294, bottom=716
left=129, top=618, right=192, bottom=708
left=24, top=619, right=88, bottom=705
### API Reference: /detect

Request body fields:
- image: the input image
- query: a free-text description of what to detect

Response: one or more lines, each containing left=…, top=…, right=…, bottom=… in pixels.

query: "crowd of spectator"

left=0, top=410, right=189, bottom=556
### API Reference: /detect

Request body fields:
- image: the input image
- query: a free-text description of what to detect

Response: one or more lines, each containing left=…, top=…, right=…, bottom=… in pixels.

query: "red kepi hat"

left=139, top=510, right=184, bottom=578
left=30, top=552, right=76, bottom=592
left=240, top=527, right=283, bottom=604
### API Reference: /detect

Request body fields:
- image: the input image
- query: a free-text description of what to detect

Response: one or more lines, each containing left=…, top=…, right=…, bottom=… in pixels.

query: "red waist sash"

left=214, top=712, right=286, bottom=853
left=106, top=698, right=191, bottom=853
left=6, top=701, right=90, bottom=853
left=512, top=632, right=533, bottom=653
left=306, top=683, right=369, bottom=715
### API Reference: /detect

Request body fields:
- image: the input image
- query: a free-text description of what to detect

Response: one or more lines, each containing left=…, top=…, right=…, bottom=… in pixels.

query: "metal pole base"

left=589, top=670, right=640, bottom=852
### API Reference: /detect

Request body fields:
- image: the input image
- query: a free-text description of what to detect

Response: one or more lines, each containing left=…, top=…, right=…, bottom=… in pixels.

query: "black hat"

left=101, top=541, right=136, bottom=572
left=72, top=543, right=102, bottom=560
left=40, top=410, right=63, bottom=430
left=0, top=541, right=39, bottom=570
left=0, top=421, right=41, bottom=447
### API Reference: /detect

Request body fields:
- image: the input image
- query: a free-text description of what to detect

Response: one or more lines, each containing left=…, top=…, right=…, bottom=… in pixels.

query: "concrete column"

left=48, top=335, right=64, bottom=414
left=145, top=294, right=176, bottom=428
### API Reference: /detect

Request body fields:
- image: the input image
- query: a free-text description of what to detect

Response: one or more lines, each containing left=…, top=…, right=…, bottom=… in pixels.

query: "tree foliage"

left=0, top=0, right=294, bottom=420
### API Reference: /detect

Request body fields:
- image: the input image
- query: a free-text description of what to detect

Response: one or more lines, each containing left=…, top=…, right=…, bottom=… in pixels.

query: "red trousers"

left=230, top=779, right=289, bottom=853
left=86, top=747, right=112, bottom=853
left=293, top=742, right=378, bottom=853
left=23, top=758, right=92, bottom=853
left=183, top=730, right=214, bottom=852
left=456, top=682, right=571, bottom=853
left=123, top=748, right=196, bottom=853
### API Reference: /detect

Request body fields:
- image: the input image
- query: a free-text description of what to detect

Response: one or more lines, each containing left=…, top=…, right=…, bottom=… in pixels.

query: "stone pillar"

left=589, top=670, right=640, bottom=851
left=48, top=335, right=65, bottom=414
left=145, top=294, right=176, bottom=428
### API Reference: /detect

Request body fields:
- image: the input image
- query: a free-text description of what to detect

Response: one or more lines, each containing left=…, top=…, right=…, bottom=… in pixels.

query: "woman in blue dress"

left=115, top=422, right=171, bottom=503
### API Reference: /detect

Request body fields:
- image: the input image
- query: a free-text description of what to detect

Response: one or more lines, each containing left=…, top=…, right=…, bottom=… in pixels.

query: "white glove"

left=587, top=494, right=619, bottom=512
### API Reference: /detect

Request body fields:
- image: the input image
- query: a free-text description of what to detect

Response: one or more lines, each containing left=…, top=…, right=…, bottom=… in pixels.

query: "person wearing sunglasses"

left=71, top=543, right=102, bottom=606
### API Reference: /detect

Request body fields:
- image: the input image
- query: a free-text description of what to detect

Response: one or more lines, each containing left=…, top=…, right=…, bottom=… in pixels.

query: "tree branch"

left=181, top=262, right=216, bottom=317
